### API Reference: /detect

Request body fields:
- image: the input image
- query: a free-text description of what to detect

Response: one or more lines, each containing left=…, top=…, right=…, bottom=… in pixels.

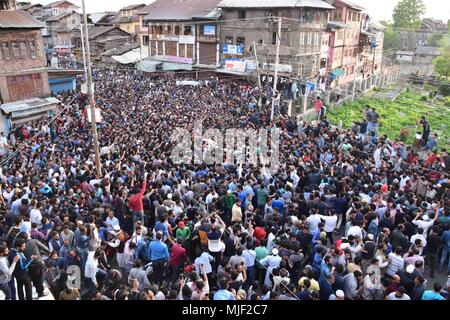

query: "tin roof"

left=219, top=0, right=334, bottom=9
left=0, top=10, right=45, bottom=29
left=143, top=0, right=223, bottom=21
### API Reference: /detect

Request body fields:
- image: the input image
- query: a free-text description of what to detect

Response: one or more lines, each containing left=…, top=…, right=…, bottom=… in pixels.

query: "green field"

left=327, top=92, right=450, bottom=149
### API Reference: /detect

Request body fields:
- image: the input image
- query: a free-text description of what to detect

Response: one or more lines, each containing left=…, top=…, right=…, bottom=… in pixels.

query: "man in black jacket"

left=426, top=226, right=442, bottom=278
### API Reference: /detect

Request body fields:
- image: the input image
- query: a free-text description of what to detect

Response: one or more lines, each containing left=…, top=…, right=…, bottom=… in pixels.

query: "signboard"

left=331, top=68, right=345, bottom=77
left=153, top=55, right=193, bottom=64
left=225, top=59, right=247, bottom=73
left=263, top=63, right=293, bottom=73
left=179, top=35, right=195, bottom=44
left=87, top=108, right=102, bottom=123
left=245, top=59, right=257, bottom=70
left=223, top=44, right=244, bottom=55
left=203, top=25, right=216, bottom=35
left=160, top=35, right=179, bottom=42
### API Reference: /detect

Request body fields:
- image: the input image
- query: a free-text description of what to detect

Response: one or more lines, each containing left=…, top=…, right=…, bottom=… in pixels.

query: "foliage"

left=438, top=80, right=450, bottom=96
left=327, top=92, right=450, bottom=149
left=429, top=33, right=444, bottom=47
left=393, top=0, right=426, bottom=30
left=433, top=51, right=450, bottom=78
left=380, top=21, right=400, bottom=52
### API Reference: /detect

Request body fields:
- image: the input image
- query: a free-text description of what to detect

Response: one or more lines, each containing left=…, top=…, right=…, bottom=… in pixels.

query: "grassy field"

left=327, top=91, right=450, bottom=149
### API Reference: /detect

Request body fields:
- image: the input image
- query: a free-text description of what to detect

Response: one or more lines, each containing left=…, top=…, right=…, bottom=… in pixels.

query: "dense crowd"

left=0, top=68, right=449, bottom=301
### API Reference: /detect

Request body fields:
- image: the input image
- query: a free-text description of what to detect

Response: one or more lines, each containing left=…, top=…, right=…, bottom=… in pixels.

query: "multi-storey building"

left=359, top=14, right=384, bottom=78
left=0, top=0, right=59, bottom=133
left=112, top=4, right=146, bottom=35
left=325, top=0, right=365, bottom=85
left=399, top=19, right=449, bottom=50
left=141, top=0, right=222, bottom=70
left=218, top=0, right=334, bottom=79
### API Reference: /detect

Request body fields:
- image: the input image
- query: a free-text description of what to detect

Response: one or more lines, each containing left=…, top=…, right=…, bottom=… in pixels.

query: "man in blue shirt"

left=214, top=277, right=236, bottom=300
left=440, top=225, right=450, bottom=274
left=272, top=194, right=285, bottom=216
left=148, top=231, right=169, bottom=285
left=422, top=282, right=446, bottom=300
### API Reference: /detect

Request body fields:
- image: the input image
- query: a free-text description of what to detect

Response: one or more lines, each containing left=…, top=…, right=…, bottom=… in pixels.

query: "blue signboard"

left=223, top=44, right=244, bottom=55
left=204, top=25, right=216, bottom=35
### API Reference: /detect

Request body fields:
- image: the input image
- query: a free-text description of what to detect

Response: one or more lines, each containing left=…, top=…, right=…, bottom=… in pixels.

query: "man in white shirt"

left=386, top=246, right=405, bottom=277
left=412, top=213, right=436, bottom=235
left=410, top=228, right=427, bottom=255
left=307, top=210, right=322, bottom=234
left=29, top=201, right=42, bottom=226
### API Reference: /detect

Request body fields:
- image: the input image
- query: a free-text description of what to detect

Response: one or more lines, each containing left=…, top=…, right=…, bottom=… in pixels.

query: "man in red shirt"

left=128, top=172, right=148, bottom=225
left=170, top=237, right=187, bottom=281
left=314, top=97, right=323, bottom=120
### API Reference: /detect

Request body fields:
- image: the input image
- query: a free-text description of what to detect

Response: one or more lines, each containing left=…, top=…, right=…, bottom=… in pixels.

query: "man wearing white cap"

left=260, top=248, right=282, bottom=287
left=329, top=289, right=345, bottom=300
left=412, top=211, right=437, bottom=235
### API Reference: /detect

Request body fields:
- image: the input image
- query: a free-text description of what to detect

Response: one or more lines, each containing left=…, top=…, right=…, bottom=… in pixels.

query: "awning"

left=112, top=46, right=149, bottom=65
left=162, top=62, right=193, bottom=71
left=137, top=60, right=163, bottom=73
left=1, top=97, right=60, bottom=121
left=215, top=68, right=252, bottom=76
left=331, top=68, right=345, bottom=77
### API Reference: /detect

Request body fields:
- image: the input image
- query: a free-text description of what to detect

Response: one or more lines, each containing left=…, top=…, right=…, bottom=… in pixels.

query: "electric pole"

left=82, top=0, right=102, bottom=177
left=80, top=22, right=87, bottom=76
left=270, top=17, right=282, bottom=121
left=253, top=41, right=263, bottom=110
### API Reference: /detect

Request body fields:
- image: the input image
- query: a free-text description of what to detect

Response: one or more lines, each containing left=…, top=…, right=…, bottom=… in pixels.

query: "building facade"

left=218, top=0, right=334, bottom=79
left=141, top=0, right=222, bottom=70
left=399, top=19, right=449, bottom=51
left=325, top=0, right=365, bottom=85
left=0, top=0, right=58, bottom=133
left=112, top=4, right=146, bottom=35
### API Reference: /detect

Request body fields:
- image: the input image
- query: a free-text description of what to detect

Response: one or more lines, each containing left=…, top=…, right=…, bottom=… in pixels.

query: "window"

left=238, top=10, right=246, bottom=19
left=174, top=25, right=180, bottom=35
left=299, top=32, right=305, bottom=45
left=225, top=36, right=233, bottom=44
left=236, top=37, right=245, bottom=45
left=337, top=30, right=343, bottom=40
left=258, top=39, right=263, bottom=45
left=183, top=26, right=192, bottom=35
left=11, top=42, right=20, bottom=58
left=2, top=42, right=11, bottom=59
left=164, top=25, right=172, bottom=35
left=142, top=19, right=149, bottom=28
left=272, top=32, right=277, bottom=45
left=29, top=40, right=37, bottom=58
left=1, top=0, right=12, bottom=10
left=143, top=35, right=149, bottom=45
left=307, top=32, right=312, bottom=45
left=20, top=42, right=28, bottom=58
left=314, top=33, right=319, bottom=46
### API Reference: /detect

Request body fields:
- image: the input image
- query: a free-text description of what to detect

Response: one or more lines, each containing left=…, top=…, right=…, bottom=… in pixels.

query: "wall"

left=0, top=29, right=50, bottom=103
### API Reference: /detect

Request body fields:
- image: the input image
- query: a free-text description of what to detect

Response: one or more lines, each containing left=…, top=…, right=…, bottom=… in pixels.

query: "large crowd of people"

left=0, top=68, right=449, bottom=301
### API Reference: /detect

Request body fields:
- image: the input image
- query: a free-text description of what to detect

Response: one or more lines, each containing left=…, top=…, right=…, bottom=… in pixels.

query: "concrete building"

left=399, top=19, right=449, bottom=51
left=414, top=46, right=441, bottom=65
left=359, top=14, right=384, bottom=78
left=325, top=0, right=365, bottom=85
left=112, top=4, right=146, bottom=35
left=141, top=0, right=222, bottom=70
left=218, top=0, right=334, bottom=79
left=43, top=10, right=81, bottom=48
left=395, top=50, right=415, bottom=64
left=0, top=0, right=59, bottom=133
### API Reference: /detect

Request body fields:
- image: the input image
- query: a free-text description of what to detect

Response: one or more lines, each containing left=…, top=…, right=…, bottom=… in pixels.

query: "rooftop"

left=41, top=1, right=79, bottom=9
left=0, top=10, right=45, bottom=29
left=218, top=0, right=334, bottom=9
left=120, top=4, right=146, bottom=11
left=143, top=0, right=223, bottom=21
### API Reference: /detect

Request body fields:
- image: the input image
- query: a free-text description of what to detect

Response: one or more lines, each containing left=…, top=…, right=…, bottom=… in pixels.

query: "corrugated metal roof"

left=416, top=46, right=441, bottom=56
left=143, top=0, right=223, bottom=21
left=120, top=4, right=147, bottom=11
left=219, top=0, right=334, bottom=9
left=337, top=0, right=365, bottom=11
left=0, top=10, right=45, bottom=29
left=42, top=1, right=79, bottom=9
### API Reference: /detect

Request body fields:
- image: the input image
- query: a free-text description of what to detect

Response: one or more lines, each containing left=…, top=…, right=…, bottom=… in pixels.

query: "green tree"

left=428, top=33, right=444, bottom=47
left=380, top=21, right=400, bottom=52
left=393, top=0, right=426, bottom=30
left=433, top=51, right=450, bottom=79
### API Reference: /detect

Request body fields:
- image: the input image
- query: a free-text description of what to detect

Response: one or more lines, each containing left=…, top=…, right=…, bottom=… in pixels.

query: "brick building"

left=139, top=0, right=221, bottom=70
left=0, top=0, right=59, bottom=133
left=112, top=4, right=146, bottom=35
left=218, top=0, right=334, bottom=78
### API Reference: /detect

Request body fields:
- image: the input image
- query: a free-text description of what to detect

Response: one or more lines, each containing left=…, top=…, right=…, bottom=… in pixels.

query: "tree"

left=433, top=51, right=450, bottom=79
left=429, top=33, right=444, bottom=47
left=380, top=21, right=400, bottom=53
left=393, top=0, right=426, bottom=30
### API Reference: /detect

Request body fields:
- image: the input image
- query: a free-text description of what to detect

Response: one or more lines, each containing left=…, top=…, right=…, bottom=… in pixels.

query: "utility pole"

left=79, top=22, right=87, bottom=76
left=270, top=17, right=282, bottom=121
left=253, top=41, right=263, bottom=109
left=82, top=0, right=102, bottom=177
